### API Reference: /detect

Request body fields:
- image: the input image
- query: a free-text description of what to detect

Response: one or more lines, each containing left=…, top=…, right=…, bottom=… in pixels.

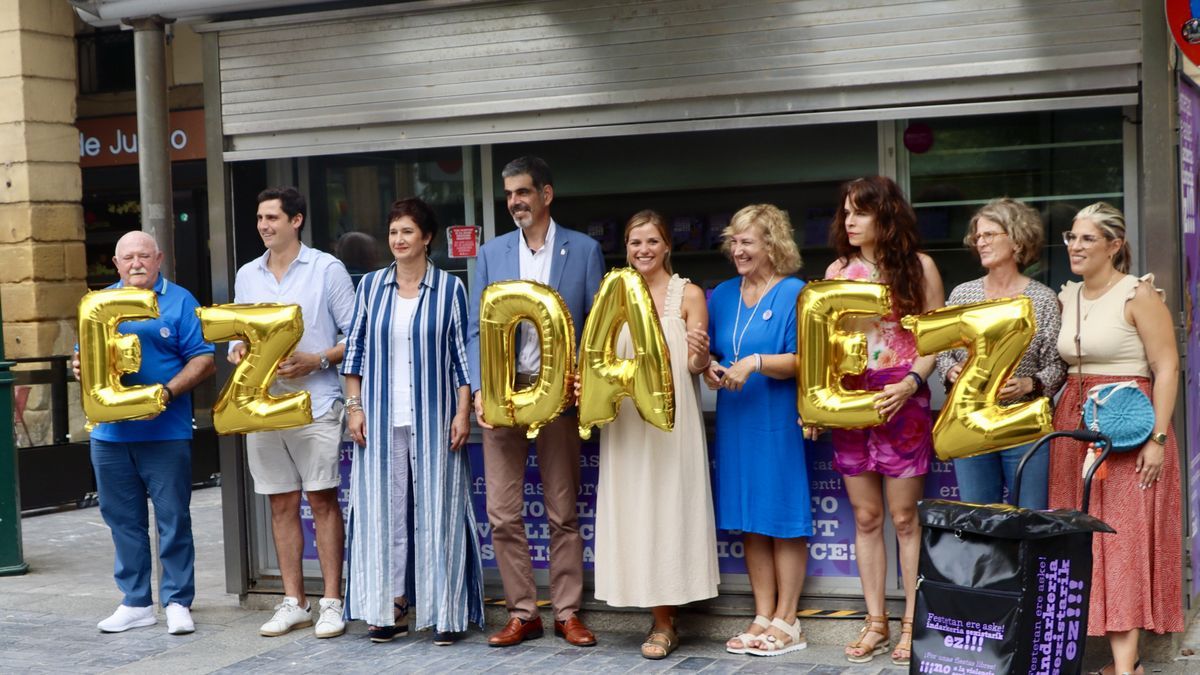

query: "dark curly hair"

left=830, top=176, right=927, bottom=316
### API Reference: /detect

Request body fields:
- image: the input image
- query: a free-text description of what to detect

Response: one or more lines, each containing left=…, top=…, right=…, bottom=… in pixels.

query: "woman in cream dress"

left=592, top=210, right=719, bottom=660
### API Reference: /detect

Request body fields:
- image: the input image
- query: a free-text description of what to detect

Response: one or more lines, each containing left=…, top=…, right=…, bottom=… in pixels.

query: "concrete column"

left=0, top=0, right=89, bottom=445
left=130, top=17, right=175, bottom=277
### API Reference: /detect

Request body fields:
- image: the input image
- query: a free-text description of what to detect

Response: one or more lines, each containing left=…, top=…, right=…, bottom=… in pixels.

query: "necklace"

left=1080, top=272, right=1121, bottom=320
left=732, top=273, right=775, bottom=362
left=859, top=254, right=880, bottom=281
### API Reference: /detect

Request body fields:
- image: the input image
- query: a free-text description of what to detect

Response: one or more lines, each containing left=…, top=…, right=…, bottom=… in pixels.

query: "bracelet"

left=905, top=371, right=924, bottom=389
left=754, top=354, right=763, bottom=372
left=345, top=396, right=361, bottom=407
left=346, top=405, right=363, bottom=415
left=163, top=386, right=174, bottom=403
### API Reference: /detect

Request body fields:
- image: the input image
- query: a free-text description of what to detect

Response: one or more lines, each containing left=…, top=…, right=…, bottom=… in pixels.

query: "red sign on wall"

left=77, top=109, right=207, bottom=168
left=1167, top=0, right=1200, bottom=67
left=447, top=225, right=479, bottom=258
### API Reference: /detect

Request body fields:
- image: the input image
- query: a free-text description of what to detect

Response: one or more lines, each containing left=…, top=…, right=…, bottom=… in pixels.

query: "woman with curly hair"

left=936, top=198, right=1066, bottom=508
left=822, top=177, right=944, bottom=666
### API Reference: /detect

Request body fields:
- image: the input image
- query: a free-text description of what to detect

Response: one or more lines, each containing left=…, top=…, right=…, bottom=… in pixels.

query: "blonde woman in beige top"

left=1048, top=202, right=1181, bottom=675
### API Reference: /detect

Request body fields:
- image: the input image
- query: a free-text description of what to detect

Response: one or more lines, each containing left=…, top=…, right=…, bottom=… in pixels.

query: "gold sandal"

left=641, top=624, right=678, bottom=660
left=846, top=613, right=890, bottom=663
left=891, top=616, right=913, bottom=666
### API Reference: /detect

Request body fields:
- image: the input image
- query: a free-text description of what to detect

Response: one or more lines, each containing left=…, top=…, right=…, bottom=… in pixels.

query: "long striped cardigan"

left=341, top=261, right=484, bottom=631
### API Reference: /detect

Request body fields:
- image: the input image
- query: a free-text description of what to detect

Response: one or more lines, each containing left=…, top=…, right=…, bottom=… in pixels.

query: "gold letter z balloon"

left=577, top=268, right=674, bottom=440
left=78, top=288, right=168, bottom=426
left=478, top=280, right=575, bottom=439
left=795, top=280, right=891, bottom=431
left=197, top=304, right=312, bottom=435
left=901, top=296, right=1053, bottom=460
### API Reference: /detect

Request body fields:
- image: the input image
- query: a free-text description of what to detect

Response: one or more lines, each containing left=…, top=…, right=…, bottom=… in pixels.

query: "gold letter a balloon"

left=577, top=268, right=674, bottom=440
left=795, top=280, right=891, bottom=430
left=478, top=280, right=575, bottom=439
left=78, top=288, right=167, bottom=426
left=197, top=303, right=312, bottom=435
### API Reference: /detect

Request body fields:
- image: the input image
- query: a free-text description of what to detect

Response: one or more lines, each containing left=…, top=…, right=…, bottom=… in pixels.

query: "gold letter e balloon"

left=197, top=304, right=313, bottom=434
left=78, top=288, right=168, bottom=426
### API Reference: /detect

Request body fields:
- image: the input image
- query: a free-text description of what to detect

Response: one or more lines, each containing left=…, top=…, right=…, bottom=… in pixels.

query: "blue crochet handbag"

left=1082, top=381, right=1154, bottom=451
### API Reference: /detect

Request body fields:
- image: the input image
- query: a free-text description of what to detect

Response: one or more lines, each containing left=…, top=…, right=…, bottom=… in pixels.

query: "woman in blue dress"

left=702, top=203, right=811, bottom=657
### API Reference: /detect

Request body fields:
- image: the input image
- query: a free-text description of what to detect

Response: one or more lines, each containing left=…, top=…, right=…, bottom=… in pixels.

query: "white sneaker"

left=259, top=597, right=312, bottom=637
left=314, top=598, right=345, bottom=638
left=165, top=603, right=195, bottom=635
left=98, top=605, right=156, bottom=633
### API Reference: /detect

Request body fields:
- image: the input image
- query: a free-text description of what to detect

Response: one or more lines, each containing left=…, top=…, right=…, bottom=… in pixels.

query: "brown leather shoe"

left=488, top=616, right=544, bottom=647
left=554, top=615, right=597, bottom=646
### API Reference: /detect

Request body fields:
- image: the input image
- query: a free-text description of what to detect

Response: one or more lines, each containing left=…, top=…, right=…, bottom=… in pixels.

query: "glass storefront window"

left=308, top=149, right=469, bottom=286
left=907, top=108, right=1125, bottom=293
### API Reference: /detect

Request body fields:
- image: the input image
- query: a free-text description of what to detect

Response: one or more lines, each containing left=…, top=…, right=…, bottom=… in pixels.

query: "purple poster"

left=1180, top=75, right=1200, bottom=600
left=304, top=421, right=959, bottom=580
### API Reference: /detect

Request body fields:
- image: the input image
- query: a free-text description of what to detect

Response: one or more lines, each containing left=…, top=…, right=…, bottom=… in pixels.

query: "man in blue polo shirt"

left=73, top=231, right=215, bottom=635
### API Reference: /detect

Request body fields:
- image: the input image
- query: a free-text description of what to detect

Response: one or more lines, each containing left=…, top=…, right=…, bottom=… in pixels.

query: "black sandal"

left=368, top=602, right=409, bottom=643
left=433, top=631, right=462, bottom=646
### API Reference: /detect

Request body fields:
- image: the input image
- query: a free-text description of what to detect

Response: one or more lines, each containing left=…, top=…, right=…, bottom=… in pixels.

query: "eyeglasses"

left=1061, top=232, right=1107, bottom=247
left=974, top=231, right=1008, bottom=245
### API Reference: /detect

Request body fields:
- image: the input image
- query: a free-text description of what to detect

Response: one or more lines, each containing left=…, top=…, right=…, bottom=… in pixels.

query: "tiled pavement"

left=1, top=488, right=1197, bottom=673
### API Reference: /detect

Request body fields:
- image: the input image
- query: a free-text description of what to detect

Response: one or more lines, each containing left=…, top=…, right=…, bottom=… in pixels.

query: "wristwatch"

left=319, top=354, right=330, bottom=370
left=1151, top=432, right=1168, bottom=446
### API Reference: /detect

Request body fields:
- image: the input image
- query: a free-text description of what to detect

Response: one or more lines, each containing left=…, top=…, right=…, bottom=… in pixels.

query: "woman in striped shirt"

left=342, top=198, right=484, bottom=645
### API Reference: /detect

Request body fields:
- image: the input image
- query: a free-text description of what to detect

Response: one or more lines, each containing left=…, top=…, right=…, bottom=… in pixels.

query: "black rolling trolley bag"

left=910, top=430, right=1116, bottom=675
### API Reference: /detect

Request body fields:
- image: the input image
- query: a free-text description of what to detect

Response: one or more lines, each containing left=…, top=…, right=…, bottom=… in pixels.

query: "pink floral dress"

left=826, top=258, right=933, bottom=478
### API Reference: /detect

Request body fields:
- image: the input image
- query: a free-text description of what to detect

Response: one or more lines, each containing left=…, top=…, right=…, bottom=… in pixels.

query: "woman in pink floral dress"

left=821, top=176, right=944, bottom=666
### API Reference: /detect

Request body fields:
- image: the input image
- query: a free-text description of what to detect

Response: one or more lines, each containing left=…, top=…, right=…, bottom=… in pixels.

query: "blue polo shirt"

left=90, top=274, right=214, bottom=443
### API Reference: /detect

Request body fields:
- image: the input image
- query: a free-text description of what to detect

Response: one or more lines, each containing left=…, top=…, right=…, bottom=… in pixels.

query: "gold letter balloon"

left=78, top=288, right=167, bottom=426
left=902, top=296, right=1053, bottom=460
left=196, top=304, right=312, bottom=435
left=478, top=281, right=575, bottom=439
left=577, top=268, right=674, bottom=440
left=796, top=280, right=891, bottom=431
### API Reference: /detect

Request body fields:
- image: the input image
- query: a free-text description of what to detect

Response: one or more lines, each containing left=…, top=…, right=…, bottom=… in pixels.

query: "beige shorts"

left=247, top=401, right=344, bottom=495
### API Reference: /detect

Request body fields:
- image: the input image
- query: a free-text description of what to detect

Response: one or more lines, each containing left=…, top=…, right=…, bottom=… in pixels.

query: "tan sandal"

left=726, top=614, right=770, bottom=654
left=846, top=613, right=890, bottom=663
left=641, top=624, right=678, bottom=660
left=891, top=616, right=913, bottom=666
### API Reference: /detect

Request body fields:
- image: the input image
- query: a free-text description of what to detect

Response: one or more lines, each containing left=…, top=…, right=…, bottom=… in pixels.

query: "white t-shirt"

left=390, top=295, right=420, bottom=426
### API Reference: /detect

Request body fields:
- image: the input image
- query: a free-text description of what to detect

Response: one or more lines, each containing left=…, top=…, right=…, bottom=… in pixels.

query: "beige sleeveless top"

left=1056, top=274, right=1159, bottom=378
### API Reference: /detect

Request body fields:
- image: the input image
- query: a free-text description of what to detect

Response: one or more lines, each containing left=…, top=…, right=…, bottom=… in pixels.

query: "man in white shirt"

left=467, top=157, right=605, bottom=648
left=230, top=187, right=356, bottom=640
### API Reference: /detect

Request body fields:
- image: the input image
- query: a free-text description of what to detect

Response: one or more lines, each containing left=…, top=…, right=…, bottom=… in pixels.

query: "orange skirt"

left=1048, top=374, right=1183, bottom=636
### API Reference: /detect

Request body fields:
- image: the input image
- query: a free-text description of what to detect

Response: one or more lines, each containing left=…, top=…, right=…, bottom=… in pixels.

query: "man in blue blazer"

left=467, top=156, right=604, bottom=648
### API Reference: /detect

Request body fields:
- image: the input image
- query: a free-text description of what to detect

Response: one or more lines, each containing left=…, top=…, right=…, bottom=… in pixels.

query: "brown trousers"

left=483, top=414, right=582, bottom=621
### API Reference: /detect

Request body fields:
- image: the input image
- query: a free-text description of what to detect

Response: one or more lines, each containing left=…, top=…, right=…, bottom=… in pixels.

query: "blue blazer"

left=467, top=223, right=605, bottom=392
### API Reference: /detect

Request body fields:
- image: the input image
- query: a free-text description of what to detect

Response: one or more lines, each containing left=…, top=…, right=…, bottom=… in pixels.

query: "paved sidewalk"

left=1, top=488, right=1198, bottom=673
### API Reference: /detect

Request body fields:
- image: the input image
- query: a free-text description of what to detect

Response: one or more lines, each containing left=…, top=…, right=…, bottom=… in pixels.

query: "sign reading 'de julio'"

left=76, top=109, right=206, bottom=168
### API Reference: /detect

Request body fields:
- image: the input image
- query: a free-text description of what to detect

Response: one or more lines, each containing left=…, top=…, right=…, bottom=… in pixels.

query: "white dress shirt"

left=233, top=244, right=356, bottom=418
left=516, top=220, right=557, bottom=374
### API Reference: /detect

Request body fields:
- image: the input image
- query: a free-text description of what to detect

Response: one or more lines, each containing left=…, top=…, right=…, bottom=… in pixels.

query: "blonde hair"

left=624, top=210, right=672, bottom=274
left=1073, top=202, right=1131, bottom=274
left=964, top=198, right=1044, bottom=267
left=720, top=204, right=802, bottom=275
